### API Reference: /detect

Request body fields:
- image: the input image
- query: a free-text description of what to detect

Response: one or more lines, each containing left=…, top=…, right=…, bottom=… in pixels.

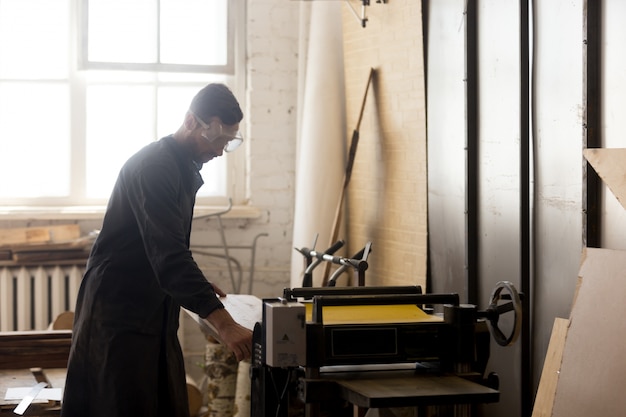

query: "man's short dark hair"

left=189, top=83, right=243, bottom=125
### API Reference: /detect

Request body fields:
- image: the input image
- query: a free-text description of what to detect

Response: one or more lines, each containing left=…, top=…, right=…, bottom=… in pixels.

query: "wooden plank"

left=531, top=317, right=569, bottom=417
left=584, top=148, right=626, bottom=211
left=0, top=331, right=72, bottom=370
left=11, top=249, right=89, bottom=263
left=551, top=247, right=626, bottom=417
left=0, top=227, right=92, bottom=266
left=0, top=225, right=81, bottom=248
left=532, top=267, right=584, bottom=415
left=0, top=228, right=49, bottom=246
left=9, top=240, right=91, bottom=253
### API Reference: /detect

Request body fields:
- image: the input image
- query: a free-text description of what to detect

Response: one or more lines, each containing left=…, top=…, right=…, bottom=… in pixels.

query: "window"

left=0, top=0, right=245, bottom=208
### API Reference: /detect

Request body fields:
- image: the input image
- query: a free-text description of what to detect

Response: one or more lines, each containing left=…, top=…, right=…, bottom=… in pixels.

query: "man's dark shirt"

left=61, top=136, right=223, bottom=417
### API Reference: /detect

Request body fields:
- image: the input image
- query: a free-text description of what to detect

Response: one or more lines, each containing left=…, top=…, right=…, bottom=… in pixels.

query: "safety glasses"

left=191, top=111, right=243, bottom=153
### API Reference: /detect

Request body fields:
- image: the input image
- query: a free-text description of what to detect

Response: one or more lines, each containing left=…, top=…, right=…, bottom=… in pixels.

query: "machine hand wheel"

left=485, top=281, right=522, bottom=346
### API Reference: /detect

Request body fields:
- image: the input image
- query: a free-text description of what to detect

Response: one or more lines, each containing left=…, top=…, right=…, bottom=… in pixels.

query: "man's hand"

left=205, top=307, right=253, bottom=361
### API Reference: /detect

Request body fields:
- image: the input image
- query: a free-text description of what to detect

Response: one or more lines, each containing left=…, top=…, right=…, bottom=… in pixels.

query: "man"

left=61, top=84, right=253, bottom=417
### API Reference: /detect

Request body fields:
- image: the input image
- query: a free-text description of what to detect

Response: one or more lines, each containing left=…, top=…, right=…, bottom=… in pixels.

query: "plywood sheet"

left=551, top=247, right=626, bottom=417
left=584, top=148, right=626, bottom=211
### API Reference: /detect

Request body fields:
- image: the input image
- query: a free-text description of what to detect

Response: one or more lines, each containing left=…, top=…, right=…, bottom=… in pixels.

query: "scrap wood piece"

left=583, top=148, right=626, bottom=211
left=2, top=231, right=95, bottom=264
left=0, top=228, right=49, bottom=246
left=0, top=225, right=81, bottom=248
left=551, top=247, right=626, bottom=417
left=47, top=311, right=75, bottom=331
left=9, top=238, right=93, bottom=253
left=531, top=317, right=569, bottom=417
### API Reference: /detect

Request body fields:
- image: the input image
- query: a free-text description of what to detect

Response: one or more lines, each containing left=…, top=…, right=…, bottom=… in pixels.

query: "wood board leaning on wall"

left=533, top=149, right=626, bottom=416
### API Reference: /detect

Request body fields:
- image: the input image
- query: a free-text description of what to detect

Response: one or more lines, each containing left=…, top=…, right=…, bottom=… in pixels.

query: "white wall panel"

left=532, top=0, right=584, bottom=395
left=426, top=0, right=467, bottom=296
left=476, top=1, right=522, bottom=415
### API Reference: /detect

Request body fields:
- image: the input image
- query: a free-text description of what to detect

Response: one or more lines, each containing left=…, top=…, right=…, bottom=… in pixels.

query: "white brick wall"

left=230, top=0, right=299, bottom=297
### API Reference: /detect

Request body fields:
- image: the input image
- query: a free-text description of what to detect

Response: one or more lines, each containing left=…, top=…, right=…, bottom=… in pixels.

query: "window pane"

left=87, top=0, right=157, bottom=63
left=85, top=85, right=156, bottom=198
left=0, top=82, right=70, bottom=197
left=160, top=0, right=228, bottom=65
left=0, top=0, right=69, bottom=79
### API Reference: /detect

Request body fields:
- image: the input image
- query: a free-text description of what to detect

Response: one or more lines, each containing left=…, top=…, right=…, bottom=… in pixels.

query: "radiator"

left=0, top=265, right=84, bottom=332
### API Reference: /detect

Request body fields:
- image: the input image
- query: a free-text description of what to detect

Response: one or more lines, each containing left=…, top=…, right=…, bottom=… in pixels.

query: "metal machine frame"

left=250, top=283, right=521, bottom=417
